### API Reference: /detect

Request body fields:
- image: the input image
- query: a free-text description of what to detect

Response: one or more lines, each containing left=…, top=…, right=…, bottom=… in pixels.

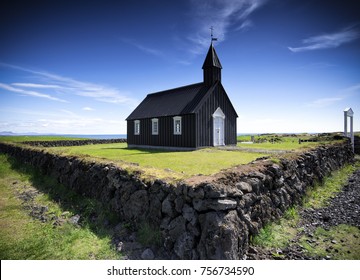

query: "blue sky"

left=0, top=0, right=359, bottom=134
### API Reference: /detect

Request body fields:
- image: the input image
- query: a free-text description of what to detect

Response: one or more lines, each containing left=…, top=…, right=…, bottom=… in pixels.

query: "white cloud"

left=11, top=83, right=62, bottom=89
left=289, top=27, right=360, bottom=53
left=0, top=83, right=68, bottom=103
left=307, top=97, right=343, bottom=108
left=82, top=107, right=94, bottom=111
left=188, top=0, right=267, bottom=54
left=0, top=63, right=138, bottom=106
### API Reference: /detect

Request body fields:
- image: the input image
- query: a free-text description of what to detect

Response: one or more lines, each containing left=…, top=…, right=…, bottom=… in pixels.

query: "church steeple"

left=202, top=42, right=222, bottom=86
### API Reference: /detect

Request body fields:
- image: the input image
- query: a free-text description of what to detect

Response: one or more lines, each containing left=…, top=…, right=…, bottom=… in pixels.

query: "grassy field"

left=47, top=143, right=267, bottom=179
left=0, top=154, right=122, bottom=259
left=237, top=135, right=327, bottom=151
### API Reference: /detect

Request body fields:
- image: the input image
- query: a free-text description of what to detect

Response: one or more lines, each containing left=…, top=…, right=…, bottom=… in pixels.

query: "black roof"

left=202, top=43, right=222, bottom=69
left=126, top=82, right=213, bottom=120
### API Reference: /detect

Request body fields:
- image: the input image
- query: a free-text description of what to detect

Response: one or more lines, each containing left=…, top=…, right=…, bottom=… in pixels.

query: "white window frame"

left=151, top=118, right=159, bottom=135
left=134, top=120, right=140, bottom=135
left=173, top=116, right=182, bottom=135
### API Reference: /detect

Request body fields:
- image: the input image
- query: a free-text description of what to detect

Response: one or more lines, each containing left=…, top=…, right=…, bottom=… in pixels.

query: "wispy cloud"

left=82, top=107, right=94, bottom=111
left=289, top=26, right=360, bottom=53
left=0, top=83, right=68, bottom=103
left=307, top=97, right=343, bottom=108
left=121, top=38, right=164, bottom=58
left=188, top=0, right=267, bottom=54
left=11, top=83, right=62, bottom=89
left=341, top=83, right=360, bottom=93
left=306, top=83, right=360, bottom=108
left=0, top=63, right=137, bottom=106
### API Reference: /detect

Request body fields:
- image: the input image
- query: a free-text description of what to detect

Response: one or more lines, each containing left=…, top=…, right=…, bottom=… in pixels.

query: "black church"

left=126, top=42, right=238, bottom=149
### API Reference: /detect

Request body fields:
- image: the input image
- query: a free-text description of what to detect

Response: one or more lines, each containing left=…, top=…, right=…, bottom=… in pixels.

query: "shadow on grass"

left=7, top=156, right=122, bottom=241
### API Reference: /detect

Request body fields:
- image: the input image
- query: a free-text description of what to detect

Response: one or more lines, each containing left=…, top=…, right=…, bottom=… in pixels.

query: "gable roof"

left=126, top=83, right=212, bottom=120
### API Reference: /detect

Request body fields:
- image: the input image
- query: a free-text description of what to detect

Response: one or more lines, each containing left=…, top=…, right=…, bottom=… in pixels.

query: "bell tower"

left=202, top=35, right=222, bottom=86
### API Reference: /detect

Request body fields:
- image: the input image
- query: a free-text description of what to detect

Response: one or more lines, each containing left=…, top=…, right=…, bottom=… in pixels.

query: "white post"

left=344, top=108, right=354, bottom=152
left=350, top=115, right=354, bottom=152
left=344, top=111, right=348, bottom=137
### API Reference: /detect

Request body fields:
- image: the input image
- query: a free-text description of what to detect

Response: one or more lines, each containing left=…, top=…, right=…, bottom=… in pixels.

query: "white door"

left=213, top=107, right=225, bottom=146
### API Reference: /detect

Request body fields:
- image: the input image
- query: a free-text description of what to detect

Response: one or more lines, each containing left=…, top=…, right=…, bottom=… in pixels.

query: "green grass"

left=137, top=222, right=162, bottom=247
left=47, top=143, right=267, bottom=179
left=237, top=136, right=321, bottom=151
left=251, top=207, right=299, bottom=249
left=299, top=225, right=360, bottom=260
left=303, top=161, right=360, bottom=208
left=0, top=154, right=122, bottom=260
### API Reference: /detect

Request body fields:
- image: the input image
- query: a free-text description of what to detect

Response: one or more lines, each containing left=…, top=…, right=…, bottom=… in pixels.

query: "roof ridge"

left=147, top=82, right=204, bottom=97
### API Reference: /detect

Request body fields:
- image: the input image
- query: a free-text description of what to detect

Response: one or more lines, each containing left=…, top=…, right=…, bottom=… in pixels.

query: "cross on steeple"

left=210, top=26, right=218, bottom=42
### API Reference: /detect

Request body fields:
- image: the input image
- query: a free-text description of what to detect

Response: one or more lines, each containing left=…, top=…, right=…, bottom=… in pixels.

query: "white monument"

left=344, top=108, right=354, bottom=151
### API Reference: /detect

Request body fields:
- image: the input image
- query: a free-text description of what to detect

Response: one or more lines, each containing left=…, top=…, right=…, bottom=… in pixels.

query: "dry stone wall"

left=22, top=138, right=126, bottom=147
left=0, top=141, right=354, bottom=259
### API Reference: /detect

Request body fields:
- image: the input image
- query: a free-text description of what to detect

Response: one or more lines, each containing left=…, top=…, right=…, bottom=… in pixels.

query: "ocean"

left=61, top=134, right=127, bottom=139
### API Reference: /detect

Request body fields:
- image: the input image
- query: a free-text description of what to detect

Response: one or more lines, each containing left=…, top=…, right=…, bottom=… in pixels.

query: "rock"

left=182, top=204, right=197, bottom=225
left=244, top=177, right=263, bottom=194
left=162, top=195, right=177, bottom=218
left=116, top=241, right=124, bottom=252
left=187, top=187, right=204, bottom=199
left=69, top=214, right=80, bottom=225
left=174, top=197, right=184, bottom=213
left=193, top=198, right=237, bottom=212
left=174, top=232, right=195, bottom=259
left=198, top=210, right=248, bottom=259
left=168, top=216, right=186, bottom=242
left=141, top=248, right=155, bottom=260
left=236, top=182, right=252, bottom=193
left=124, top=190, right=149, bottom=222
left=203, top=184, right=227, bottom=198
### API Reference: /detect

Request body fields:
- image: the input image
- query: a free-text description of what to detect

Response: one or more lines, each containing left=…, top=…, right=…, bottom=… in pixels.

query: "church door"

left=213, top=107, right=225, bottom=146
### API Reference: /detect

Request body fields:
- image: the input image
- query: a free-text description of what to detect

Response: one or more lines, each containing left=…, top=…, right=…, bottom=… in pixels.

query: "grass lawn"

left=237, top=136, right=322, bottom=151
left=47, top=143, right=267, bottom=179
left=0, top=154, right=122, bottom=259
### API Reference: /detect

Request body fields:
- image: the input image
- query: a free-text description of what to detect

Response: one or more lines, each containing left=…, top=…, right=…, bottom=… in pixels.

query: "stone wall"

left=0, top=141, right=354, bottom=259
left=354, top=135, right=360, bottom=155
left=22, top=138, right=126, bottom=147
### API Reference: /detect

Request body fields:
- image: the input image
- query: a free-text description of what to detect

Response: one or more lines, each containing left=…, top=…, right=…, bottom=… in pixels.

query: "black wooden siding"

left=195, top=83, right=237, bottom=147
left=127, top=114, right=196, bottom=148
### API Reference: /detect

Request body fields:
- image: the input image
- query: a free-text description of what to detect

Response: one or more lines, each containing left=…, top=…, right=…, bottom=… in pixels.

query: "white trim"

left=151, top=118, right=159, bottom=135
left=134, top=120, right=140, bottom=135
left=212, top=107, right=225, bottom=146
left=173, top=116, right=182, bottom=135
left=212, top=107, right=225, bottom=119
